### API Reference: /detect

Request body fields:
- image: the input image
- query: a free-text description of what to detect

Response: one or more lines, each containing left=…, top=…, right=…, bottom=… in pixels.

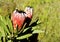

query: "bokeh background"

left=0, top=0, right=60, bottom=42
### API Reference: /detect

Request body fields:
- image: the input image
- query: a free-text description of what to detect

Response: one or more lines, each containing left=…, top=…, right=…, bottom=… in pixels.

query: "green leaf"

left=23, top=27, right=31, bottom=33
left=0, top=15, right=7, bottom=25
left=0, top=26, right=5, bottom=37
left=32, top=30, right=45, bottom=34
left=32, top=26, right=37, bottom=30
left=0, top=32, right=2, bottom=37
left=7, top=40, right=12, bottom=42
left=17, top=34, right=32, bottom=40
left=0, top=19, right=10, bottom=35
left=5, top=16, right=13, bottom=33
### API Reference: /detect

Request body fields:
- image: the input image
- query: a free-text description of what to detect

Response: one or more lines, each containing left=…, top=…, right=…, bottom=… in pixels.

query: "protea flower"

left=11, top=9, right=26, bottom=30
left=24, top=7, right=33, bottom=19
left=24, top=7, right=33, bottom=27
left=11, top=7, right=33, bottom=30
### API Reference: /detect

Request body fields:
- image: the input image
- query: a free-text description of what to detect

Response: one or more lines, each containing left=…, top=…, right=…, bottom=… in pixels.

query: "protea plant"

left=0, top=7, right=42, bottom=42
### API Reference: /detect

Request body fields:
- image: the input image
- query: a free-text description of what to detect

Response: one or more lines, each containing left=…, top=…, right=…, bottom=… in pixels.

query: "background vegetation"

left=0, top=0, right=60, bottom=42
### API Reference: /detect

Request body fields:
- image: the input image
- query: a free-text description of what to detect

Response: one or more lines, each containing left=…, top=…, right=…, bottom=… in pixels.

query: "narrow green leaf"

left=17, top=34, right=32, bottom=40
left=0, top=32, right=2, bottom=37
left=7, top=40, right=12, bottom=42
left=32, top=30, right=45, bottom=34
left=0, top=26, right=5, bottom=37
left=5, top=16, right=13, bottom=33
left=0, top=15, right=7, bottom=25
left=32, top=26, right=37, bottom=30
left=0, top=19, right=10, bottom=35
left=23, top=27, right=31, bottom=33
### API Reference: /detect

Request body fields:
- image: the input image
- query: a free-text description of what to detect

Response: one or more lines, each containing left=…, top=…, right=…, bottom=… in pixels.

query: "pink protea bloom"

left=24, top=7, right=33, bottom=19
left=11, top=7, right=33, bottom=30
left=11, top=9, right=26, bottom=30
left=24, top=7, right=33, bottom=27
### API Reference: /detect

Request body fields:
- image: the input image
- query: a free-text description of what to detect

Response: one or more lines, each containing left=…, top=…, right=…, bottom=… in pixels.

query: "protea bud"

left=11, top=9, right=26, bottom=30
left=24, top=6, right=33, bottom=19
left=24, top=7, right=33, bottom=27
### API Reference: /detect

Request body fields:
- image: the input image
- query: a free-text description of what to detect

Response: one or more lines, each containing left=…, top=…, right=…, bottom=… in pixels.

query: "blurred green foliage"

left=0, top=0, right=60, bottom=42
